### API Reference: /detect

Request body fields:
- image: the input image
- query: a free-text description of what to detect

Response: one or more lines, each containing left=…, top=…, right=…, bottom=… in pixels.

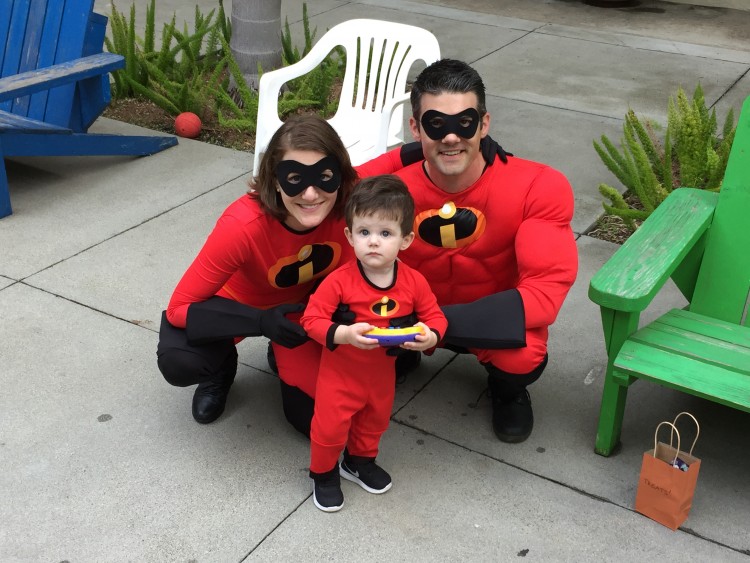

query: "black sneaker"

left=340, top=459, right=392, bottom=494
left=491, top=389, right=534, bottom=443
left=312, top=470, right=344, bottom=512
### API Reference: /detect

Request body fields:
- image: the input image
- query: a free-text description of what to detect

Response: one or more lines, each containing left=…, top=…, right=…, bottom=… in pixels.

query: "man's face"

left=409, top=92, right=490, bottom=192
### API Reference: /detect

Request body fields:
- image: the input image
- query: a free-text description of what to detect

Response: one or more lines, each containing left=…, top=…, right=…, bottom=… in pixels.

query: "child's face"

left=345, top=212, right=414, bottom=272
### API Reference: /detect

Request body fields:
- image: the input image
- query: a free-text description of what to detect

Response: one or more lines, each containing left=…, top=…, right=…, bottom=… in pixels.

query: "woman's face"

left=277, top=149, right=340, bottom=231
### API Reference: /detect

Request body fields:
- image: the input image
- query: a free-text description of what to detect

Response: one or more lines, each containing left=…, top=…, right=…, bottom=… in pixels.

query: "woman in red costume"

left=156, top=115, right=407, bottom=433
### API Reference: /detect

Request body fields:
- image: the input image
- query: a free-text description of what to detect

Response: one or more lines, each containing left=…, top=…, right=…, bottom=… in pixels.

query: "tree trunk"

left=230, top=0, right=282, bottom=89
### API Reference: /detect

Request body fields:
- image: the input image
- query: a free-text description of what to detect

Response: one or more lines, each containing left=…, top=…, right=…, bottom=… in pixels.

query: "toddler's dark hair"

left=345, top=175, right=415, bottom=236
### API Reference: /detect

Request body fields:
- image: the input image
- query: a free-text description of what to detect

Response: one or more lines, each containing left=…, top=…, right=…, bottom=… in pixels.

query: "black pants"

left=156, top=312, right=314, bottom=437
left=156, top=311, right=238, bottom=388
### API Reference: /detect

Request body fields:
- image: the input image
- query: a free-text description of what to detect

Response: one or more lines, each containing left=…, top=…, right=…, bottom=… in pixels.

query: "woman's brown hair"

left=249, top=115, right=358, bottom=223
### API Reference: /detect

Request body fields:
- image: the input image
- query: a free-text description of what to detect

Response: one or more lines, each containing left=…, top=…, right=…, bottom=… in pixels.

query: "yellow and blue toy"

left=365, top=326, right=424, bottom=346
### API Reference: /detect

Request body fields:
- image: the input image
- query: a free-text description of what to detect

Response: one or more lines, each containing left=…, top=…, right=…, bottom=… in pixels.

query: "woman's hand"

left=334, top=322, right=379, bottom=350
left=400, top=322, right=437, bottom=352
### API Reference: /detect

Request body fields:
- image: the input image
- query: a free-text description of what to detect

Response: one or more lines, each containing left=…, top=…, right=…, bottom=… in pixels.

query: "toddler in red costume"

left=302, top=175, right=447, bottom=512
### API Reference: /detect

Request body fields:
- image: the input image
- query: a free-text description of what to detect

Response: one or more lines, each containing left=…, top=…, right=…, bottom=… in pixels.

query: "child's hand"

left=401, top=322, right=437, bottom=352
left=335, top=322, right=379, bottom=349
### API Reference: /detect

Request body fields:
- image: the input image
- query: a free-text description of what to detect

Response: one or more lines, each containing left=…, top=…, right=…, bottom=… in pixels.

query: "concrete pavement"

left=2, top=0, right=749, bottom=560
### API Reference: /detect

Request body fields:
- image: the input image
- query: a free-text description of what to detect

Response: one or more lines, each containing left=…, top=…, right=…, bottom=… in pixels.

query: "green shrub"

left=106, top=1, right=346, bottom=133
left=106, top=0, right=229, bottom=116
left=278, top=3, right=346, bottom=118
left=594, top=84, right=736, bottom=231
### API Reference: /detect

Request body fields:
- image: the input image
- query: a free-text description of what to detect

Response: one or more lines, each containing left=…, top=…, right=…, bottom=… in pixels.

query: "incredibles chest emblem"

left=414, top=202, right=486, bottom=248
left=370, top=296, right=401, bottom=318
left=268, top=242, right=342, bottom=289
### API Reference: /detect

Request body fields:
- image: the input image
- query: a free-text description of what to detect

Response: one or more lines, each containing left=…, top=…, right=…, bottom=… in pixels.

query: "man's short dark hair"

left=410, top=58, right=487, bottom=120
left=345, top=175, right=415, bottom=236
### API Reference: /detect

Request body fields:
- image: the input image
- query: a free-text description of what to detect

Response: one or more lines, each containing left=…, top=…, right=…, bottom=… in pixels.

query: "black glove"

left=186, top=296, right=308, bottom=348
left=400, top=141, right=424, bottom=166
left=259, top=303, right=309, bottom=348
left=331, top=303, right=356, bottom=325
left=480, top=134, right=512, bottom=165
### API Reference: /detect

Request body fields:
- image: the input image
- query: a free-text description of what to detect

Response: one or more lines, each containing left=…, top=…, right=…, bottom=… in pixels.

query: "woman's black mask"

left=419, top=108, right=481, bottom=140
left=275, top=156, right=342, bottom=197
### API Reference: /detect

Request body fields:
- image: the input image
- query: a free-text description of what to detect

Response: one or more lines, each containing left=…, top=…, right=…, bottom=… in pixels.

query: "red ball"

left=174, top=112, right=202, bottom=138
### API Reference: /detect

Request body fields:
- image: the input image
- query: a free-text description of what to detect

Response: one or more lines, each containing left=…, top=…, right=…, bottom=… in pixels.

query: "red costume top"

left=166, top=150, right=404, bottom=328
left=302, top=259, right=448, bottom=353
left=302, top=259, right=447, bottom=472
left=396, top=155, right=577, bottom=331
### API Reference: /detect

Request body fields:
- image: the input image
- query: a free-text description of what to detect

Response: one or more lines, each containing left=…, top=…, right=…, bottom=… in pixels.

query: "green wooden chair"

left=588, top=94, right=750, bottom=457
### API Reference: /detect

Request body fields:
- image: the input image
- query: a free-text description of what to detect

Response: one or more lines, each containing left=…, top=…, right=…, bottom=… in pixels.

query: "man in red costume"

left=395, top=59, right=578, bottom=443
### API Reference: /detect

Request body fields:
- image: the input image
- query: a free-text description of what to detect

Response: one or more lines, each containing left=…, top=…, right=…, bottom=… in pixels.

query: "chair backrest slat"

left=2, top=0, right=31, bottom=112
left=1, top=0, right=94, bottom=125
left=43, top=0, right=92, bottom=126
left=21, top=0, right=60, bottom=119
left=690, top=96, right=750, bottom=324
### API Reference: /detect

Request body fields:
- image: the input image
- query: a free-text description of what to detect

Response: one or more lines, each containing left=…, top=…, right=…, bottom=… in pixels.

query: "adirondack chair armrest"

left=588, top=188, right=719, bottom=313
left=0, top=53, right=124, bottom=103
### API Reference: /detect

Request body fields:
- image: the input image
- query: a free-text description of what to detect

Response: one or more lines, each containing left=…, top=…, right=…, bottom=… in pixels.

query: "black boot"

left=192, top=349, right=238, bottom=424
left=485, top=356, right=547, bottom=443
left=487, top=377, right=533, bottom=443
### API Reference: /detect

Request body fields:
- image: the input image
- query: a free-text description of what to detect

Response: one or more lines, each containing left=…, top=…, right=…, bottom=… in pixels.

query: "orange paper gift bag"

left=634, top=413, right=701, bottom=530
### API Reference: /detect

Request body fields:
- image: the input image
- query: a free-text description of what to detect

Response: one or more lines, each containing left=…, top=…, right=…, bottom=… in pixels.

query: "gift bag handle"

left=671, top=411, right=699, bottom=456
left=654, top=421, right=681, bottom=465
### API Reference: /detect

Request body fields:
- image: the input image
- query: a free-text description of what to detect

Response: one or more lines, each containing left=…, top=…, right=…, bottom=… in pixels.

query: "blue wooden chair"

left=0, top=0, right=178, bottom=218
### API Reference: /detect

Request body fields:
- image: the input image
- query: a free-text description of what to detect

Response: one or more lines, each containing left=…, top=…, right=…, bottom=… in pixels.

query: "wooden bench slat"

left=0, top=109, right=71, bottom=133
left=25, top=0, right=65, bottom=120
left=0, top=52, right=124, bottom=102
left=659, top=308, right=750, bottom=345
left=626, top=310, right=750, bottom=374
left=588, top=189, right=718, bottom=312
left=615, top=342, right=750, bottom=412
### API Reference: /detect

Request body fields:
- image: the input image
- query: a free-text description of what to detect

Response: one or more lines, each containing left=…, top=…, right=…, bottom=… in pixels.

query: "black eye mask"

left=275, top=156, right=342, bottom=197
left=420, top=108, right=481, bottom=140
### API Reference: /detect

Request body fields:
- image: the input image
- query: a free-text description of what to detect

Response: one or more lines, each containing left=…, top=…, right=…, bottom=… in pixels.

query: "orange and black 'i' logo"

left=267, top=242, right=342, bottom=289
left=414, top=202, right=486, bottom=248
left=370, top=296, right=400, bottom=318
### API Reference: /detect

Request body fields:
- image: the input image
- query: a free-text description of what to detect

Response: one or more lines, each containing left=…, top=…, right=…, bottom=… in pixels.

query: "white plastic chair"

left=252, top=19, right=441, bottom=176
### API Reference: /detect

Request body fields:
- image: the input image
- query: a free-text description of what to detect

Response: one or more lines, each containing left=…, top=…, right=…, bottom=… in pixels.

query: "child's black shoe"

left=340, top=458, right=392, bottom=494
left=311, top=467, right=344, bottom=512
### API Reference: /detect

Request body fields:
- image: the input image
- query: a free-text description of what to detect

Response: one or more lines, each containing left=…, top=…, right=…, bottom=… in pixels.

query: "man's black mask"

left=275, top=156, right=341, bottom=197
left=420, top=108, right=481, bottom=140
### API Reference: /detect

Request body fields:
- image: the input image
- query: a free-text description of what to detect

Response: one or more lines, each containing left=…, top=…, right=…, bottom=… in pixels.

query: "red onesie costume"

left=302, top=260, right=447, bottom=473
left=396, top=155, right=578, bottom=374
left=165, top=150, right=403, bottom=398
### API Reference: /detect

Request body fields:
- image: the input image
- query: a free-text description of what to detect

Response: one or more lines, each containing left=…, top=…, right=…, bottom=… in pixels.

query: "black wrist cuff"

left=442, top=289, right=525, bottom=349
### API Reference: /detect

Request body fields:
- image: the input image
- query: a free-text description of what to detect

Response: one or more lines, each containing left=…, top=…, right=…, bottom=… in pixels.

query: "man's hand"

left=480, top=134, right=512, bottom=165
left=399, top=141, right=424, bottom=166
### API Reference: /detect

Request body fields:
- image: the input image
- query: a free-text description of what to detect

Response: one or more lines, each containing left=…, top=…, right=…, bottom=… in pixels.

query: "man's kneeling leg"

left=279, top=380, right=314, bottom=438
left=484, top=354, right=548, bottom=443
